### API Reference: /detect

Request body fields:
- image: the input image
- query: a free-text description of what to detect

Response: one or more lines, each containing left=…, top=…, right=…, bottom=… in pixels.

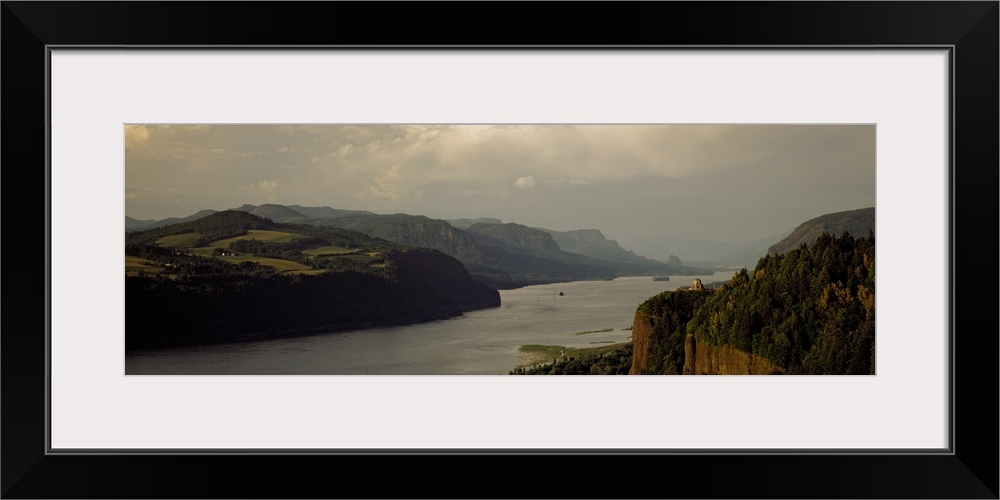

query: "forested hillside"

left=127, top=204, right=713, bottom=289
left=632, top=232, right=875, bottom=375
left=125, top=211, right=499, bottom=349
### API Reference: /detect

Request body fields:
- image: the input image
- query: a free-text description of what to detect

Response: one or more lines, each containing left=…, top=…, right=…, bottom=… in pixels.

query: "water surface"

left=125, top=272, right=735, bottom=375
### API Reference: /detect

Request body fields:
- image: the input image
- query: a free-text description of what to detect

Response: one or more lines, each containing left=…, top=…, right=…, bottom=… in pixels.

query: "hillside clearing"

left=301, top=245, right=356, bottom=256
left=156, top=233, right=203, bottom=248
left=190, top=230, right=306, bottom=256
left=125, top=255, right=165, bottom=275
left=217, top=255, right=315, bottom=273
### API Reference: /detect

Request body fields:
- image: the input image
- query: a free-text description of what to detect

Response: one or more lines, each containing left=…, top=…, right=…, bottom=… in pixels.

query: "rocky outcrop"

left=683, top=336, right=783, bottom=375
left=630, top=304, right=784, bottom=375
left=467, top=223, right=563, bottom=253
left=768, top=207, right=874, bottom=255
left=628, top=309, right=655, bottom=375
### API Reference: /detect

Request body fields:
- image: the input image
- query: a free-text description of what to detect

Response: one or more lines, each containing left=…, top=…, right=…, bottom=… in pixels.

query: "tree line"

left=627, top=231, right=875, bottom=375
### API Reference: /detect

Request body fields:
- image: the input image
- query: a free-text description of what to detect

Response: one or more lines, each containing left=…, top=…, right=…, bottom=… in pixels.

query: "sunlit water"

left=125, top=272, right=736, bottom=375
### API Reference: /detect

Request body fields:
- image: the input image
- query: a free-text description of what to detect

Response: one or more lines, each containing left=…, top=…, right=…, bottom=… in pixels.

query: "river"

left=124, top=271, right=736, bottom=375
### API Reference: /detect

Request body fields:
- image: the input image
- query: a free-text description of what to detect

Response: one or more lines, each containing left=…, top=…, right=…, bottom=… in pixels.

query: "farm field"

left=216, top=255, right=319, bottom=274
left=190, top=230, right=305, bottom=256
left=125, top=255, right=165, bottom=276
left=133, top=224, right=389, bottom=277
left=301, top=245, right=356, bottom=256
left=155, top=233, right=203, bottom=248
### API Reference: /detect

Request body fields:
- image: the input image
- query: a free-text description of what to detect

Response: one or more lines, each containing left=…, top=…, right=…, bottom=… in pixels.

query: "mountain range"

left=127, top=203, right=877, bottom=286
left=623, top=232, right=786, bottom=268
left=124, top=210, right=501, bottom=349
left=127, top=204, right=714, bottom=288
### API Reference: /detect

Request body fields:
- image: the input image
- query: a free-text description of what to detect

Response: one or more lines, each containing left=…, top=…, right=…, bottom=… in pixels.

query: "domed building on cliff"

left=677, top=278, right=709, bottom=292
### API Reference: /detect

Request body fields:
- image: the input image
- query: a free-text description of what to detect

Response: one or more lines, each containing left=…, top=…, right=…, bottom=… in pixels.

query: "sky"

left=124, top=124, right=876, bottom=245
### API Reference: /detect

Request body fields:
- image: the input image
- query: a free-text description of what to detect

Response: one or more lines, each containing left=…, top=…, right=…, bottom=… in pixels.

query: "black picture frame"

left=3, top=2, right=997, bottom=498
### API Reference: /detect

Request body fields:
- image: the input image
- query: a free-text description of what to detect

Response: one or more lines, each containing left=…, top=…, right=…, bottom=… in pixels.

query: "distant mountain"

left=319, top=215, right=709, bottom=288
left=126, top=209, right=281, bottom=246
left=125, top=204, right=711, bottom=288
left=463, top=223, right=711, bottom=280
left=127, top=205, right=372, bottom=231
left=536, top=228, right=668, bottom=269
left=315, top=214, right=609, bottom=288
left=767, top=207, right=875, bottom=255
left=446, top=217, right=503, bottom=230
left=285, top=205, right=375, bottom=220
left=124, top=211, right=500, bottom=350
left=125, top=216, right=158, bottom=231
left=125, top=209, right=218, bottom=232
left=319, top=213, right=490, bottom=264
left=625, top=232, right=783, bottom=268
left=466, top=223, right=563, bottom=254
left=233, top=203, right=312, bottom=224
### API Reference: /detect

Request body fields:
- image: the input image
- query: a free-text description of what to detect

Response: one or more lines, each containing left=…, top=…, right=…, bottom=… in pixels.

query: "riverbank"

left=511, top=342, right=633, bottom=375
left=126, top=274, right=734, bottom=375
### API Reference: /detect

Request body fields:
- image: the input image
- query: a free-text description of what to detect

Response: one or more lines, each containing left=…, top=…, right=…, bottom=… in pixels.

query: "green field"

left=206, top=229, right=303, bottom=246
left=150, top=229, right=385, bottom=275
left=301, top=245, right=356, bottom=256
left=156, top=233, right=203, bottom=248
left=216, top=255, right=316, bottom=273
left=286, top=269, right=327, bottom=275
left=190, top=230, right=305, bottom=256
left=124, top=255, right=165, bottom=276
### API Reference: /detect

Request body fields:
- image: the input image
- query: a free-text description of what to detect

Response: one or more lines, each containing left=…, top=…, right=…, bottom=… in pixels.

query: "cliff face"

left=630, top=299, right=784, bottom=375
left=631, top=304, right=783, bottom=375
left=629, top=309, right=655, bottom=375
left=683, top=337, right=783, bottom=375
left=631, top=231, right=874, bottom=375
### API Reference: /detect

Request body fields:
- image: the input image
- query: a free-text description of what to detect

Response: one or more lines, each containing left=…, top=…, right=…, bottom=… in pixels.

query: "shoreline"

left=124, top=299, right=500, bottom=353
left=126, top=272, right=732, bottom=354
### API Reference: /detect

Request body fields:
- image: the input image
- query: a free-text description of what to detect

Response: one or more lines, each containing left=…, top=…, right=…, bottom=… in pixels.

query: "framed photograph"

left=4, top=2, right=996, bottom=498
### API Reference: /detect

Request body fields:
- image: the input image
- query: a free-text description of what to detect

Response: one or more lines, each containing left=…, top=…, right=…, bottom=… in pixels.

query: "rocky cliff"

left=628, top=309, right=655, bottom=375
left=682, top=336, right=783, bottom=375
left=630, top=231, right=874, bottom=375
left=631, top=306, right=783, bottom=375
left=628, top=289, right=713, bottom=375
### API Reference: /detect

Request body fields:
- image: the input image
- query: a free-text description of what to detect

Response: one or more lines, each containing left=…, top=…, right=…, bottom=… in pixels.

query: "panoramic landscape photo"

left=124, top=124, right=875, bottom=375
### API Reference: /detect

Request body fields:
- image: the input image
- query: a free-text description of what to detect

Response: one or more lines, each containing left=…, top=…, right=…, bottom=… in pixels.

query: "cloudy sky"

left=124, top=124, right=875, bottom=244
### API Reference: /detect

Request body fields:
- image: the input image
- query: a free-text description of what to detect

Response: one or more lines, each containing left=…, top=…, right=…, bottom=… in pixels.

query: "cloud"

left=514, top=176, right=535, bottom=189
left=124, top=125, right=151, bottom=146
left=124, top=124, right=875, bottom=243
left=361, top=164, right=423, bottom=202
